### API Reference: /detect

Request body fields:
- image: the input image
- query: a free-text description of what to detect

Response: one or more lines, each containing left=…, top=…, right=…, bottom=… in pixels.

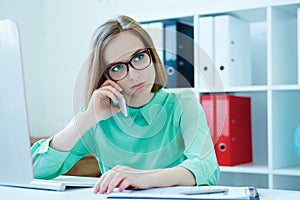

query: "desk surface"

left=1, top=186, right=300, bottom=200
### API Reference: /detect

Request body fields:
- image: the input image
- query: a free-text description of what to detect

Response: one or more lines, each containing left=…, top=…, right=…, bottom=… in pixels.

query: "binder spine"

left=164, top=23, right=177, bottom=88
left=199, top=16, right=215, bottom=92
left=200, top=94, right=253, bottom=166
left=163, top=21, right=194, bottom=88
left=214, top=15, right=252, bottom=88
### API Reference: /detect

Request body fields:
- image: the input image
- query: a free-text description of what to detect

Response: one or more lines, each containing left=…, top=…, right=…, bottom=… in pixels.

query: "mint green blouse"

left=31, top=89, right=220, bottom=185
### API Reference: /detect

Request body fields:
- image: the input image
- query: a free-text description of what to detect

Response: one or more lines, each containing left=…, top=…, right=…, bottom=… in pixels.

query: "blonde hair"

left=84, top=15, right=167, bottom=107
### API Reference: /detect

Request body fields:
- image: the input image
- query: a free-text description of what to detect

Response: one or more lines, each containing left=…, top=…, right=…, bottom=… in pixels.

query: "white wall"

left=0, top=0, right=195, bottom=137
left=0, top=0, right=44, bottom=136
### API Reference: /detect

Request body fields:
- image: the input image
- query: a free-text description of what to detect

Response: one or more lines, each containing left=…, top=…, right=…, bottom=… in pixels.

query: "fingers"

left=118, top=179, right=131, bottom=192
left=94, top=166, right=118, bottom=194
left=96, top=80, right=123, bottom=103
left=107, top=172, right=126, bottom=193
left=111, top=105, right=121, bottom=115
left=93, top=182, right=100, bottom=194
left=87, top=80, right=125, bottom=122
left=93, top=166, right=132, bottom=194
left=102, top=80, right=123, bottom=93
left=93, top=173, right=107, bottom=194
left=93, top=89, right=119, bottom=104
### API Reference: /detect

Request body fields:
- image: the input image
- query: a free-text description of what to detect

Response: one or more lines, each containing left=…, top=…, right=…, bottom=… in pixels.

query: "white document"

left=106, top=186, right=258, bottom=200
left=141, top=22, right=164, bottom=61
left=198, top=16, right=215, bottom=92
left=214, top=15, right=252, bottom=89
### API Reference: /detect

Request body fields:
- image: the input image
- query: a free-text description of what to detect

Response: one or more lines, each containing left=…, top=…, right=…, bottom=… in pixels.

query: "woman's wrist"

left=148, top=167, right=195, bottom=188
left=50, top=110, right=97, bottom=152
left=79, top=109, right=98, bottom=131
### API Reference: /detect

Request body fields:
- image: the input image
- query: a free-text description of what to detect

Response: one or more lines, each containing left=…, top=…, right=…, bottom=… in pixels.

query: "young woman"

left=31, top=15, right=220, bottom=194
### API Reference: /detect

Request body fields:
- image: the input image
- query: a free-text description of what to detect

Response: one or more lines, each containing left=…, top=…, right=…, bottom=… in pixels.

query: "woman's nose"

left=127, top=65, right=140, bottom=80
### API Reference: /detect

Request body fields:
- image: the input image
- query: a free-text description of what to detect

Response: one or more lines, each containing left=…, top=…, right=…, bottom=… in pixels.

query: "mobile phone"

left=116, top=96, right=128, bottom=117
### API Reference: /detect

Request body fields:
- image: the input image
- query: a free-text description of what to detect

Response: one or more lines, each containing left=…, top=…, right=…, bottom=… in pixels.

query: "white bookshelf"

left=136, top=0, right=300, bottom=191
left=220, top=163, right=269, bottom=174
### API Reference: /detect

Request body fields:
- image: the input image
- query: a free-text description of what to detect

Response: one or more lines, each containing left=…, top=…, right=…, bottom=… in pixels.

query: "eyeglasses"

left=105, top=48, right=152, bottom=81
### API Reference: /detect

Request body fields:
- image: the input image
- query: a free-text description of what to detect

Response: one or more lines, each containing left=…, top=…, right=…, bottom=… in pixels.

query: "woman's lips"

left=130, top=82, right=146, bottom=90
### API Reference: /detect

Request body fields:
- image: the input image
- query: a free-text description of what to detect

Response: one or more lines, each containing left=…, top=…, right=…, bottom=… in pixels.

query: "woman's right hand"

left=85, top=80, right=123, bottom=122
left=50, top=82, right=124, bottom=152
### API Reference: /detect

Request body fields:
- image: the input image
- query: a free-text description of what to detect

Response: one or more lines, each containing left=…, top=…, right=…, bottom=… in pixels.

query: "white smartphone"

left=116, top=96, right=128, bottom=117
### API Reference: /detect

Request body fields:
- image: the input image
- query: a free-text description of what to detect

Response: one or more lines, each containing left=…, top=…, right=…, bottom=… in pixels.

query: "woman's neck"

left=124, top=92, right=155, bottom=108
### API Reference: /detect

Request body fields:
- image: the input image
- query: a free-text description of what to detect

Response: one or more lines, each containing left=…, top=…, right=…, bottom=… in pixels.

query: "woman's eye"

left=111, top=64, right=124, bottom=72
left=133, top=53, right=144, bottom=62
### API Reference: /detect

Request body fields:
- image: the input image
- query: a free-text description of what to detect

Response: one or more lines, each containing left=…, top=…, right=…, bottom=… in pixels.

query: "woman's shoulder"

left=160, top=89, right=204, bottom=118
left=160, top=89, right=200, bottom=111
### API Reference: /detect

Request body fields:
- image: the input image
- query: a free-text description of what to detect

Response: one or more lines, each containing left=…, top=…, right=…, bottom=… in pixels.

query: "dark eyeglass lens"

left=108, top=50, right=151, bottom=81
left=109, top=64, right=127, bottom=80
left=132, top=52, right=150, bottom=69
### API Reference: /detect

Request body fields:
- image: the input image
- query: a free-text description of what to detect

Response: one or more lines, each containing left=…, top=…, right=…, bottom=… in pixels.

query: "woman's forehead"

left=103, top=31, right=146, bottom=65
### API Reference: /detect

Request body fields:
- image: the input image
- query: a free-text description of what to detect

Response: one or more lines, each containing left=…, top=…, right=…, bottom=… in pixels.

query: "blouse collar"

left=124, top=89, right=168, bottom=125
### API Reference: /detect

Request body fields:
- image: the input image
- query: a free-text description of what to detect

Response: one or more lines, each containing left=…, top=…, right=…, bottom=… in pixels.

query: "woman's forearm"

left=50, top=111, right=97, bottom=152
left=149, top=166, right=196, bottom=188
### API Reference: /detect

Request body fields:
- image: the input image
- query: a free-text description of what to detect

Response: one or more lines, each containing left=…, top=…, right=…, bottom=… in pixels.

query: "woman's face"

left=103, top=31, right=156, bottom=104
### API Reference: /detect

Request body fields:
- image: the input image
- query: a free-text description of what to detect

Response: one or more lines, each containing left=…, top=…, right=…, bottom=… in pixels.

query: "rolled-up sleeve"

left=177, top=90, right=220, bottom=185
left=31, top=134, right=91, bottom=179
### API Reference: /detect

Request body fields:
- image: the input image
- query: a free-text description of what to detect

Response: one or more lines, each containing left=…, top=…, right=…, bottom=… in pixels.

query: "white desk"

left=0, top=187, right=100, bottom=200
left=258, top=189, right=300, bottom=200
left=1, top=186, right=300, bottom=200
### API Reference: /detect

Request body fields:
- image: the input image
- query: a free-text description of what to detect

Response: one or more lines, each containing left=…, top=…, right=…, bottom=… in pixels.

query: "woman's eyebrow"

left=130, top=48, right=145, bottom=57
left=108, top=48, right=146, bottom=66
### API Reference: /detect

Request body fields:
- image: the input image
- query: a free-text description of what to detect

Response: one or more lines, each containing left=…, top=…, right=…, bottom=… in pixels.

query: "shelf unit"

left=137, top=0, right=300, bottom=191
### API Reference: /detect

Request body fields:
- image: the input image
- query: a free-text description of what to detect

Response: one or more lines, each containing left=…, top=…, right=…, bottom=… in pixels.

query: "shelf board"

left=198, top=85, right=268, bottom=93
left=271, top=84, right=300, bottom=91
left=164, top=85, right=300, bottom=92
left=220, top=163, right=269, bottom=174
left=225, top=85, right=268, bottom=92
left=273, top=166, right=300, bottom=176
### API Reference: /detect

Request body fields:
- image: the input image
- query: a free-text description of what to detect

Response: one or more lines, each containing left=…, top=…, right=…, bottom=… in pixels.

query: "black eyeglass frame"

left=104, top=48, right=152, bottom=81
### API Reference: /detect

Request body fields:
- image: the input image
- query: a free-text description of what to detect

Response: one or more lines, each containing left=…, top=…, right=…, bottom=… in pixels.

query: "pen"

left=179, top=188, right=229, bottom=195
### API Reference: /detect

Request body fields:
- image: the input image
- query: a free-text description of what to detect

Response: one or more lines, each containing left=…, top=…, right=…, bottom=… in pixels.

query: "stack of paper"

left=105, top=186, right=259, bottom=200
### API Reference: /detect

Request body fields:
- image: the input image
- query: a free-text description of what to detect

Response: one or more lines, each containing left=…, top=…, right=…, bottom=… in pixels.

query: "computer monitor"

left=0, top=19, right=33, bottom=185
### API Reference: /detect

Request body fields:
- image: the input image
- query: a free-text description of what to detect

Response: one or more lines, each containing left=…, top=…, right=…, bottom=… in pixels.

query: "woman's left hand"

left=93, top=165, right=155, bottom=194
